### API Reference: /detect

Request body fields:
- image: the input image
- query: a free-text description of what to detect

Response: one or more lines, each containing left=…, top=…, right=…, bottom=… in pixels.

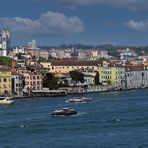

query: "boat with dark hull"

left=51, top=108, right=77, bottom=116
left=66, top=97, right=92, bottom=104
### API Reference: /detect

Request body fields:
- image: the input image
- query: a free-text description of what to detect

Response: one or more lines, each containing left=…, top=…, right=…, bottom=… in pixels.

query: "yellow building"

left=144, top=60, right=148, bottom=67
left=48, top=59, right=100, bottom=74
left=0, top=67, right=12, bottom=96
left=40, top=61, right=52, bottom=69
left=98, top=61, right=125, bottom=87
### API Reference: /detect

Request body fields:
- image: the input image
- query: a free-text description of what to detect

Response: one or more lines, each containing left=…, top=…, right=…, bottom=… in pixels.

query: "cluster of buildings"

left=0, top=29, right=148, bottom=96
left=0, top=65, right=43, bottom=96
left=48, top=48, right=111, bottom=60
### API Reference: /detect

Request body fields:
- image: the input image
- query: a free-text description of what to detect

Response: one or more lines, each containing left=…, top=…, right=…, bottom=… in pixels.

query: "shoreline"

left=13, top=87, right=148, bottom=100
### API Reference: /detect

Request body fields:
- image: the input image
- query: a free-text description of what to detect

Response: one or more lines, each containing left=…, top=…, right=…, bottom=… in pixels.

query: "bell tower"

left=0, top=29, right=10, bottom=56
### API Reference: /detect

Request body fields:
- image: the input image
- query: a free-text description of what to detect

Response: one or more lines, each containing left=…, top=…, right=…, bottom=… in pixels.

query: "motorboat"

left=66, top=97, right=92, bottom=103
left=51, top=108, right=77, bottom=116
left=0, top=97, right=15, bottom=105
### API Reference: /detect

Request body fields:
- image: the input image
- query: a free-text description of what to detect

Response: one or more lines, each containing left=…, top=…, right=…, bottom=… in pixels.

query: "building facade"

left=125, top=66, right=148, bottom=89
left=49, top=60, right=100, bottom=74
left=23, top=72, right=43, bottom=92
left=11, top=71, right=24, bottom=96
left=0, top=67, right=11, bottom=96
left=98, top=61, right=125, bottom=87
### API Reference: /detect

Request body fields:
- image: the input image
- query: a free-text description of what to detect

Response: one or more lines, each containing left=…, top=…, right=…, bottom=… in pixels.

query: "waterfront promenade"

left=12, top=85, right=148, bottom=100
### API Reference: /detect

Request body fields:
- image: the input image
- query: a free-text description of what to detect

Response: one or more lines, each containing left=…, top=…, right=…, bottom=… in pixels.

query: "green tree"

left=43, top=73, right=58, bottom=89
left=0, top=56, right=13, bottom=66
left=58, top=80, right=69, bottom=87
left=26, top=66, right=35, bottom=72
left=16, top=53, right=22, bottom=60
left=94, top=71, right=100, bottom=85
left=69, top=70, right=84, bottom=85
left=39, top=57, right=46, bottom=62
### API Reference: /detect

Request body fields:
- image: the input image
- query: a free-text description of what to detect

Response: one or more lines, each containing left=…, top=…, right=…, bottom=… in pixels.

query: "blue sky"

left=0, top=0, right=148, bottom=46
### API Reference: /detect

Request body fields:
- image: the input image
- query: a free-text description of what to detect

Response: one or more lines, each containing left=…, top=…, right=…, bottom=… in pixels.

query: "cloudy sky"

left=0, top=0, right=148, bottom=46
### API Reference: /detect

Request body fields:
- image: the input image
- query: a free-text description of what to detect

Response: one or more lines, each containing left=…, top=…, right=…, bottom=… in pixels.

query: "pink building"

left=23, top=72, right=43, bottom=91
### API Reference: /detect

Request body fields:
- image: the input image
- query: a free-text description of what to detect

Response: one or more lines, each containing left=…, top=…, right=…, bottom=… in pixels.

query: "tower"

left=0, top=29, right=10, bottom=56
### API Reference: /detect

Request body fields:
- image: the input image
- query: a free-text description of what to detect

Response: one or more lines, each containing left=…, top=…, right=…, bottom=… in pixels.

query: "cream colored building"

left=48, top=60, right=100, bottom=74
left=0, top=67, right=11, bottom=96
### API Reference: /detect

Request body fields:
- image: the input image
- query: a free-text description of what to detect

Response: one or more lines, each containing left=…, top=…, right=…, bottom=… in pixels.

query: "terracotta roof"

left=108, top=63, right=124, bottom=67
left=0, top=65, right=11, bottom=71
left=125, top=65, right=146, bottom=71
left=23, top=72, right=42, bottom=75
left=0, top=68, right=11, bottom=71
left=11, top=71, right=23, bottom=76
left=51, top=60, right=101, bottom=66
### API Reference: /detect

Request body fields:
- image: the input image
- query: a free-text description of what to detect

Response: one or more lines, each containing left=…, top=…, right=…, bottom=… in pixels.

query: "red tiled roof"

left=125, top=65, right=146, bottom=71
left=11, top=71, right=23, bottom=76
left=51, top=60, right=101, bottom=66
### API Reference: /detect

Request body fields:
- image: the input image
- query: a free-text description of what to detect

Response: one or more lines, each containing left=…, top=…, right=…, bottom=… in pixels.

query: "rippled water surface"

left=0, top=89, right=148, bottom=148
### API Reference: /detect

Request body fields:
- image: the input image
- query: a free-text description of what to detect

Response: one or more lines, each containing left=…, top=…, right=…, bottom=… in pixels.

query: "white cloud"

left=126, top=20, right=148, bottom=33
left=0, top=11, right=84, bottom=36
left=58, top=0, right=148, bottom=11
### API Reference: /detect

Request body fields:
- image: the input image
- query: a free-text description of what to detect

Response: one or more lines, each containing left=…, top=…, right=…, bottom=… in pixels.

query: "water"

left=0, top=89, right=148, bottom=148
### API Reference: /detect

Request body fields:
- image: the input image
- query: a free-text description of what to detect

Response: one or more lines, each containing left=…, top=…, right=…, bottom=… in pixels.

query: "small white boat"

left=0, top=97, right=15, bottom=105
left=66, top=97, right=92, bottom=103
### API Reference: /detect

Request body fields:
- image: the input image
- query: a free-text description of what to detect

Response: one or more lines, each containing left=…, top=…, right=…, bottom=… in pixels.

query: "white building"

left=118, top=48, right=137, bottom=61
left=28, top=39, right=37, bottom=49
left=0, top=29, right=10, bottom=56
left=11, top=71, right=24, bottom=96
left=13, top=46, right=25, bottom=54
left=49, top=48, right=72, bottom=59
left=125, top=66, right=148, bottom=89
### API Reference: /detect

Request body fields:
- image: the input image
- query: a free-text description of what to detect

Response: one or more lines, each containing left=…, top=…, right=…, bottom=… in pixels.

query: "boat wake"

left=76, top=112, right=87, bottom=116
left=19, top=125, right=29, bottom=128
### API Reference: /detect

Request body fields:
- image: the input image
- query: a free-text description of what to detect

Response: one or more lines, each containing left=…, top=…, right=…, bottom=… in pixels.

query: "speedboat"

left=66, top=97, right=92, bottom=103
left=0, top=97, right=15, bottom=105
left=51, top=108, right=77, bottom=116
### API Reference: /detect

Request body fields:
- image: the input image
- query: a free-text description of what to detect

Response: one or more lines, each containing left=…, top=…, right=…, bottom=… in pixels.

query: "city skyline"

left=0, top=0, right=148, bottom=46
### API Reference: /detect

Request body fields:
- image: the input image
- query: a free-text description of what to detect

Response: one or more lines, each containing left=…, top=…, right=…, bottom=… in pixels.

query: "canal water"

left=0, top=89, right=148, bottom=148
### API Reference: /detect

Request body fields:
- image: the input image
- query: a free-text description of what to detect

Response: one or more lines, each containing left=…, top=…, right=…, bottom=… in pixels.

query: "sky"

left=0, top=0, right=148, bottom=46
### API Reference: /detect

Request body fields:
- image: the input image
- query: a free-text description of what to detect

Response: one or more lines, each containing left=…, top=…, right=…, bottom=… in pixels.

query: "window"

left=3, top=84, right=6, bottom=88
left=3, top=78, right=6, bottom=82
